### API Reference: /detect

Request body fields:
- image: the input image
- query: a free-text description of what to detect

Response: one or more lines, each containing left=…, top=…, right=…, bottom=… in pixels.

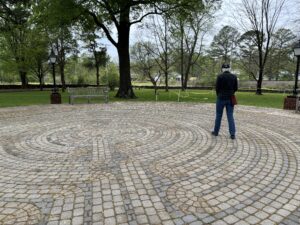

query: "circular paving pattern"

left=0, top=202, right=42, bottom=225
left=0, top=102, right=299, bottom=225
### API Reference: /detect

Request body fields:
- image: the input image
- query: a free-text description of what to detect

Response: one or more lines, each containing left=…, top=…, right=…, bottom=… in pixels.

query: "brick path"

left=0, top=102, right=299, bottom=225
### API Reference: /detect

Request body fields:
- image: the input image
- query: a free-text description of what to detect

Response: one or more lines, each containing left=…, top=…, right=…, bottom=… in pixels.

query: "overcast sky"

left=218, top=0, right=299, bottom=32
left=104, top=0, right=300, bottom=61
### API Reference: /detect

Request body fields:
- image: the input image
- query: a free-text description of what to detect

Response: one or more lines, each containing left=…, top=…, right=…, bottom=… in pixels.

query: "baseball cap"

left=221, top=63, right=230, bottom=69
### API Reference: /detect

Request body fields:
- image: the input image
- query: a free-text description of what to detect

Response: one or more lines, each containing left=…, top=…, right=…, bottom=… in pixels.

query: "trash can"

left=283, top=95, right=297, bottom=110
left=50, top=90, right=62, bottom=104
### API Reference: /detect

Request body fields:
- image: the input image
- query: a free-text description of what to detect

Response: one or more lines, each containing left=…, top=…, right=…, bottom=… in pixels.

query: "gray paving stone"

left=0, top=103, right=299, bottom=224
left=173, top=218, right=185, bottom=225
left=223, top=215, right=239, bottom=224
left=245, top=215, right=261, bottom=224
left=182, top=215, right=197, bottom=223
left=211, top=220, right=227, bottom=225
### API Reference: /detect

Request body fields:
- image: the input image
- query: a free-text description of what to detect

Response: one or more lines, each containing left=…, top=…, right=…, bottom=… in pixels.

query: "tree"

left=139, top=15, right=175, bottom=92
left=170, top=1, right=218, bottom=90
left=237, top=29, right=296, bottom=82
left=293, top=0, right=300, bottom=32
left=79, top=18, right=109, bottom=86
left=131, top=41, right=160, bottom=93
left=0, top=0, right=32, bottom=87
left=34, top=0, right=79, bottom=91
left=27, top=28, right=50, bottom=90
left=235, top=0, right=286, bottom=94
left=209, top=26, right=240, bottom=64
left=70, top=0, right=201, bottom=98
left=101, top=63, right=119, bottom=91
left=237, top=31, right=260, bottom=80
left=52, top=30, right=78, bottom=91
left=265, top=28, right=296, bottom=80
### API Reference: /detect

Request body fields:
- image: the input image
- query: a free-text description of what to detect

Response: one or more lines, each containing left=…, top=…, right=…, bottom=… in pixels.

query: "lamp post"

left=293, top=40, right=300, bottom=96
left=283, top=40, right=300, bottom=110
left=49, top=49, right=57, bottom=89
left=95, top=47, right=107, bottom=86
left=49, top=49, right=61, bottom=104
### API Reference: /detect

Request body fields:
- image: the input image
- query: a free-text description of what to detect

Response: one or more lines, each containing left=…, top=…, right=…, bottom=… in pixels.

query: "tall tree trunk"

left=39, top=75, right=43, bottom=91
left=94, top=48, right=100, bottom=86
left=38, top=62, right=44, bottom=91
left=164, top=54, right=169, bottom=92
left=116, top=43, right=135, bottom=98
left=115, top=14, right=135, bottom=98
left=56, top=39, right=66, bottom=92
left=183, top=46, right=195, bottom=89
left=18, top=56, right=27, bottom=88
left=59, top=64, right=66, bottom=91
left=96, top=64, right=100, bottom=86
left=19, top=71, right=27, bottom=88
left=164, top=18, right=169, bottom=92
left=164, top=70, right=168, bottom=92
left=180, top=22, right=184, bottom=91
left=256, top=35, right=263, bottom=95
left=184, top=65, right=191, bottom=89
left=256, top=68, right=263, bottom=95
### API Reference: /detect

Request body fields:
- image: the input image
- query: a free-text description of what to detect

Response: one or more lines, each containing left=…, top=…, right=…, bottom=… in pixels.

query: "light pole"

left=95, top=46, right=107, bottom=86
left=283, top=40, right=300, bottom=110
left=49, top=48, right=61, bottom=104
left=293, top=40, right=300, bottom=96
left=49, top=49, right=57, bottom=89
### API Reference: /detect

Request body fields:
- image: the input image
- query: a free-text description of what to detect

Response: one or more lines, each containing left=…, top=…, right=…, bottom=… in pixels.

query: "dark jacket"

left=215, top=71, right=238, bottom=98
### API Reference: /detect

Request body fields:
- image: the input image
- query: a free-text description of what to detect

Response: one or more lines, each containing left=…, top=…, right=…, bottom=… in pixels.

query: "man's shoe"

left=230, top=135, right=235, bottom=140
left=211, top=131, right=218, bottom=136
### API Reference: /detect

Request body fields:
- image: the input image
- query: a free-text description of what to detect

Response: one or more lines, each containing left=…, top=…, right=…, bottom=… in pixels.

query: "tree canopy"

left=0, top=0, right=297, bottom=93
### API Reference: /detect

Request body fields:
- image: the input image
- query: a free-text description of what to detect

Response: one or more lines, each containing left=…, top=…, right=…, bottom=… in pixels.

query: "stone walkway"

left=0, top=102, right=299, bottom=225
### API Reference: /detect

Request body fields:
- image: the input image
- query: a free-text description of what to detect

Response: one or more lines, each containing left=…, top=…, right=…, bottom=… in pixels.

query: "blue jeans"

left=213, top=97, right=236, bottom=136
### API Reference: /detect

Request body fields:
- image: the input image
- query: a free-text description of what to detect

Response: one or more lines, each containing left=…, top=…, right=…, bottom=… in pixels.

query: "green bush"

left=107, top=72, right=118, bottom=91
left=101, top=64, right=119, bottom=91
left=0, top=72, right=19, bottom=84
left=77, top=75, right=85, bottom=85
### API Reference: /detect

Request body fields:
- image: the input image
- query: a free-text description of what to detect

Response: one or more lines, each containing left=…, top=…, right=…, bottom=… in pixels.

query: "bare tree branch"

left=86, top=11, right=117, bottom=47
left=130, top=11, right=161, bottom=25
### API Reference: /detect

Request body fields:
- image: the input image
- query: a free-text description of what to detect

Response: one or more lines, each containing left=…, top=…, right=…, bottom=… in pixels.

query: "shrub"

left=107, top=72, right=118, bottom=91
left=101, top=64, right=119, bottom=91
left=77, top=75, right=85, bottom=85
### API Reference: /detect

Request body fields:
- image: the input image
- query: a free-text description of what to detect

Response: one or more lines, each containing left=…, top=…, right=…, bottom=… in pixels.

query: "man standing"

left=212, top=63, right=238, bottom=139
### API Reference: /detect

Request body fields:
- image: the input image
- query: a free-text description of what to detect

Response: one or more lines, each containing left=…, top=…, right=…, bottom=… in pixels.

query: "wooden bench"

left=67, top=87, right=109, bottom=104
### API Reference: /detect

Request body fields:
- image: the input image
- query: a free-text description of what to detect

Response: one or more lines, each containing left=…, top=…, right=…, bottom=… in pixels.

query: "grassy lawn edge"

left=0, top=89, right=286, bottom=109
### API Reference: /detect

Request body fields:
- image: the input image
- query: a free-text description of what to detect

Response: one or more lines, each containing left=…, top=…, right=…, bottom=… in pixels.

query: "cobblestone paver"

left=0, top=102, right=299, bottom=225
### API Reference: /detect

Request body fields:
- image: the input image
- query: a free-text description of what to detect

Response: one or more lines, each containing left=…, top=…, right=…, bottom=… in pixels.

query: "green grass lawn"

left=0, top=89, right=286, bottom=109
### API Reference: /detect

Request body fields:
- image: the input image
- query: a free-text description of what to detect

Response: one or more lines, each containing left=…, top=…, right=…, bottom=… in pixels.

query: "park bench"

left=67, top=87, right=109, bottom=104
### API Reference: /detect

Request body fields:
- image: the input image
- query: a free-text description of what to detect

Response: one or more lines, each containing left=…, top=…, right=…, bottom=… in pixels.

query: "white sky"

left=217, top=0, right=299, bottom=32
left=104, top=0, right=300, bottom=61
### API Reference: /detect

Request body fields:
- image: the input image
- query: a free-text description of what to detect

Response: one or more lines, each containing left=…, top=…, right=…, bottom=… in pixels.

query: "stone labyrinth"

left=0, top=102, right=300, bottom=225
